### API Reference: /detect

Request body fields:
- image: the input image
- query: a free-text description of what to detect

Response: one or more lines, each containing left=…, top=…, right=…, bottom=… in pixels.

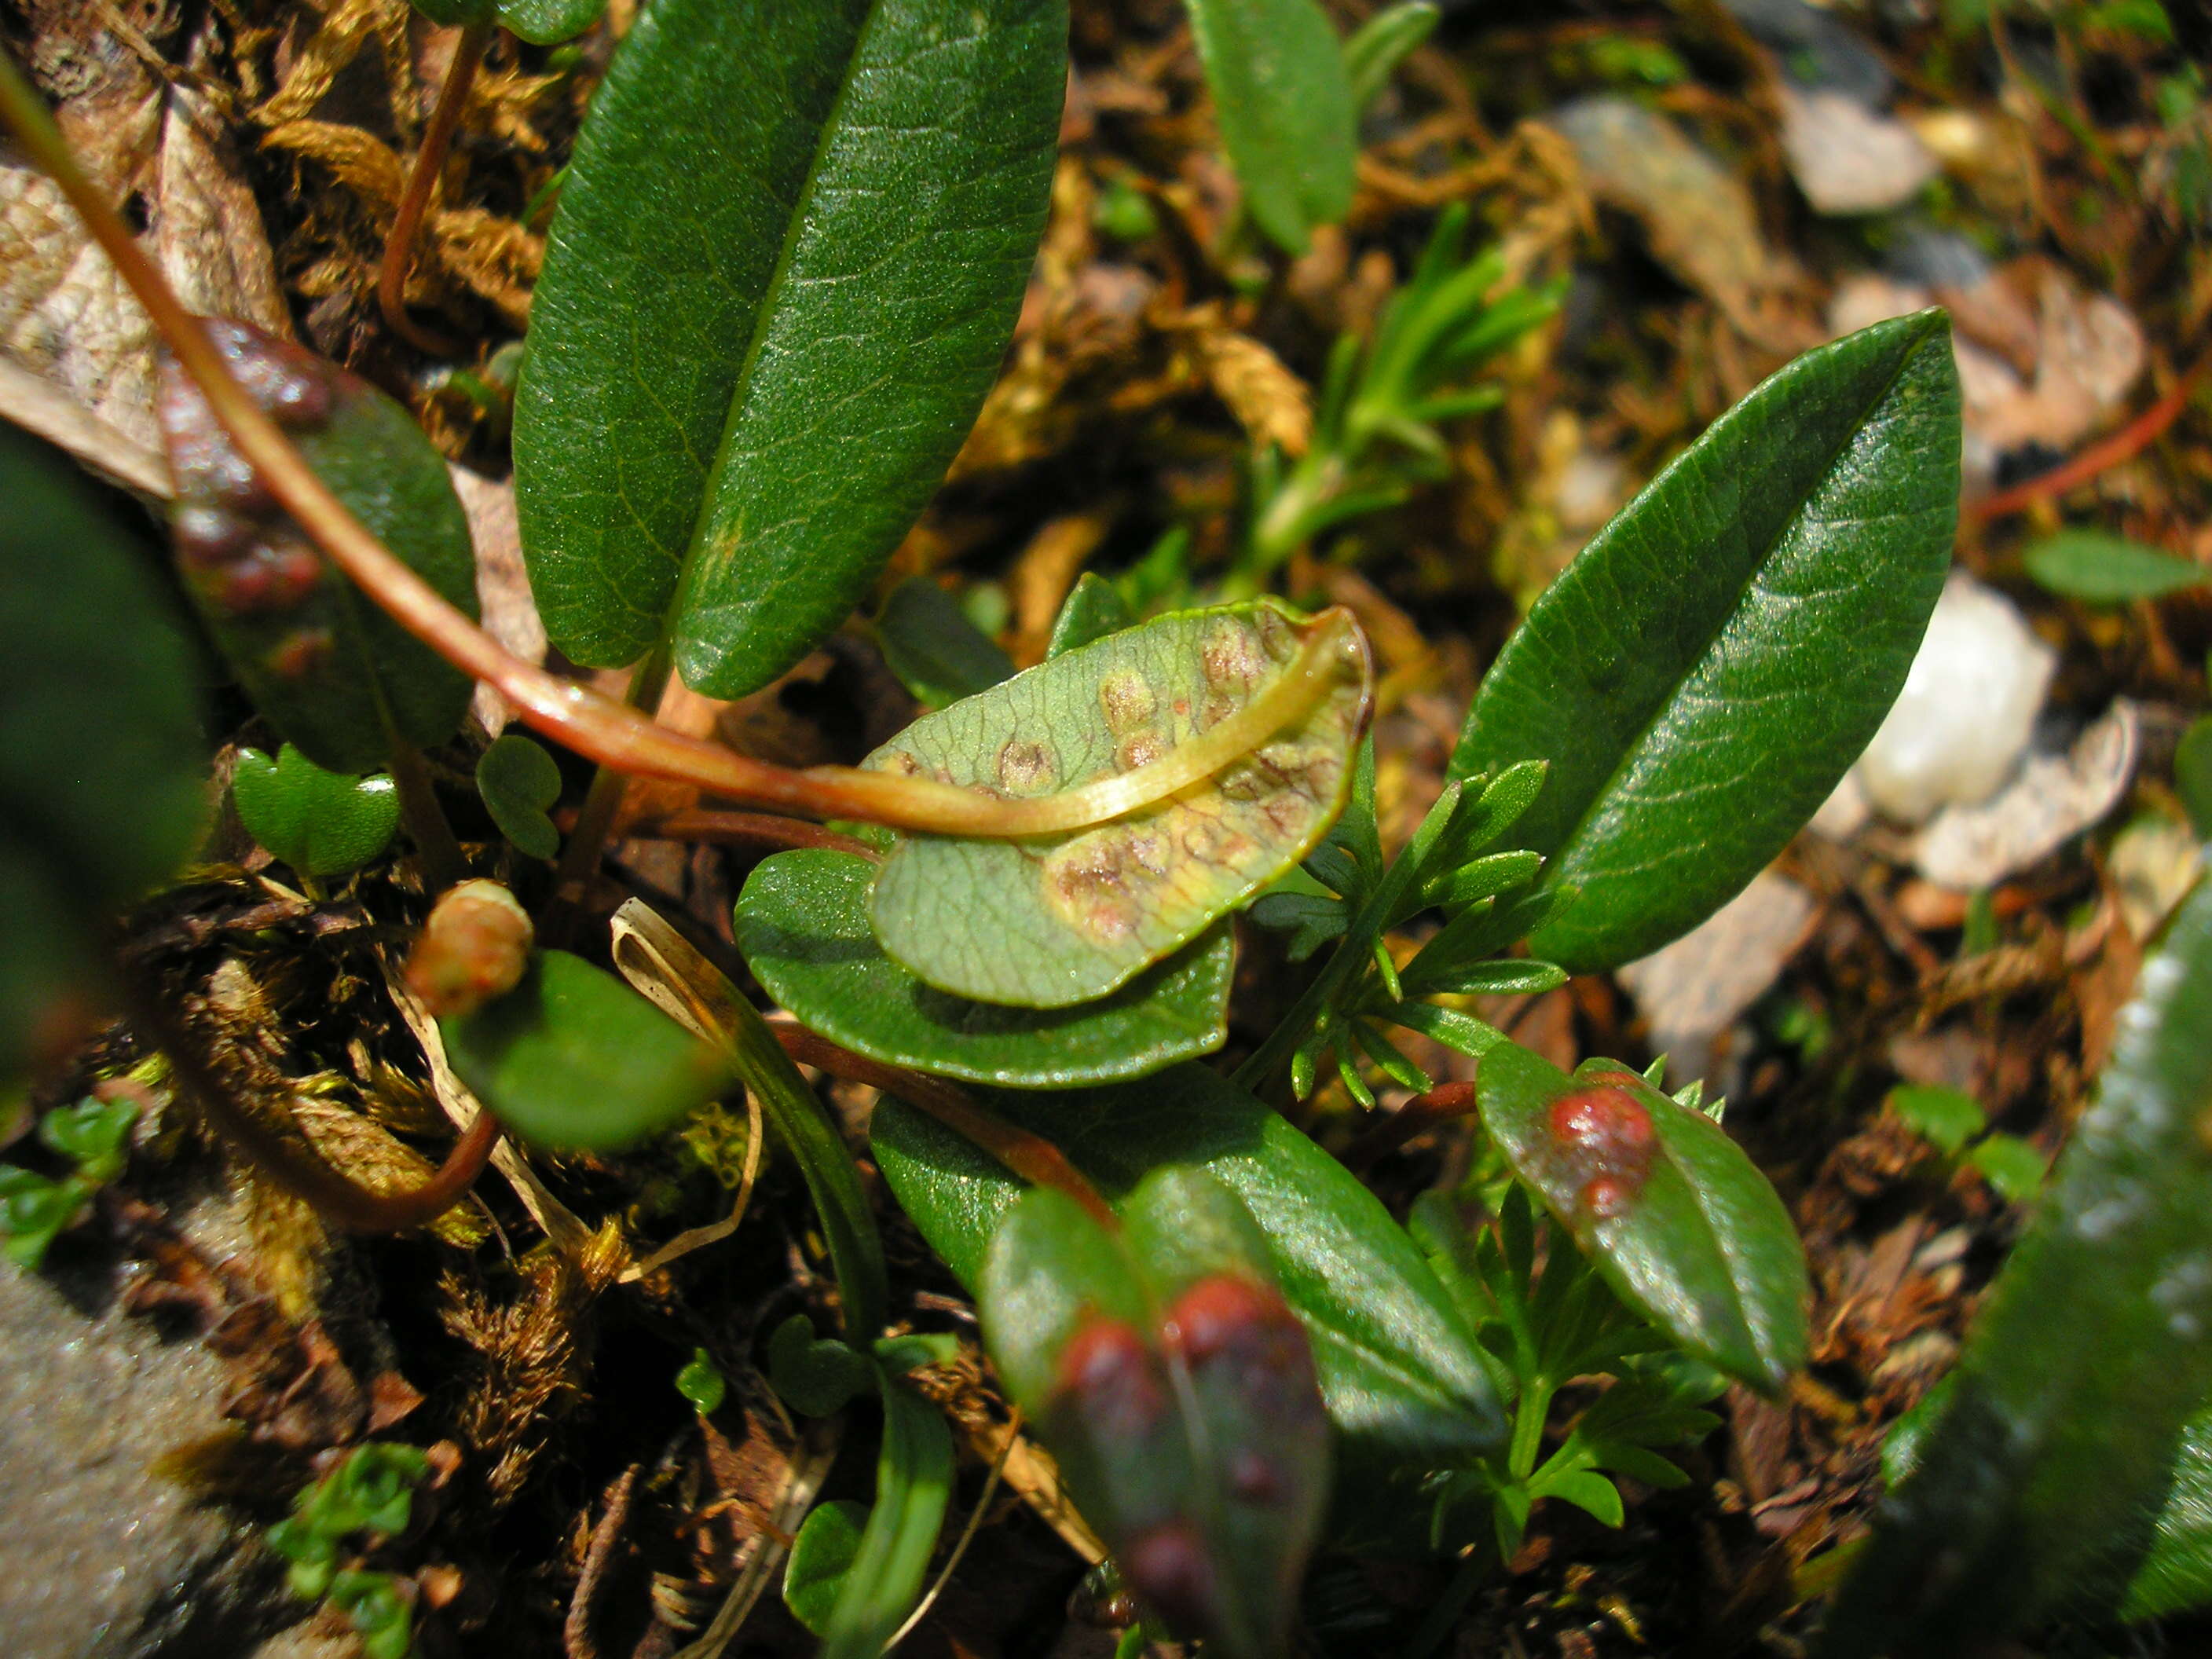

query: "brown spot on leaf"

left=1122, top=1521, right=1221, bottom=1639
left=1099, top=670, right=1156, bottom=734
left=1116, top=732, right=1166, bottom=771
left=265, top=627, right=334, bottom=680
left=1054, top=1317, right=1167, bottom=1442
left=996, top=737, right=1057, bottom=794
left=1201, top=621, right=1266, bottom=689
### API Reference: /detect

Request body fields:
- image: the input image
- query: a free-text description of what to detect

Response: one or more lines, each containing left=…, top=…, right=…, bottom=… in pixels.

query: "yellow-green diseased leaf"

left=1452, top=312, right=1961, bottom=973
left=511, top=0, right=1066, bottom=698
left=1046, top=572, right=1133, bottom=659
left=1187, top=0, right=1357, bottom=255
left=2, top=428, right=207, bottom=1077
left=444, top=950, right=731, bottom=1151
left=866, top=599, right=1372, bottom=1007
left=1476, top=1047, right=1808, bottom=1393
left=783, top=1500, right=868, bottom=1636
left=232, top=746, right=399, bottom=878
left=1826, top=878, right=2212, bottom=1657
left=475, top=734, right=562, bottom=860
left=158, top=321, right=478, bottom=775
left=736, top=850, right=1232, bottom=1086
left=496, top=0, right=605, bottom=45
left=875, top=577, right=1015, bottom=709
left=980, top=1170, right=1331, bottom=1659
left=2023, top=530, right=2210, bottom=603
left=2125, top=1405, right=2212, bottom=1621
left=873, top=1063, right=1504, bottom=1465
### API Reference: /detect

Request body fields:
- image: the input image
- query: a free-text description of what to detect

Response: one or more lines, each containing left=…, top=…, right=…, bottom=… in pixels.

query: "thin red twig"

left=639, top=811, right=880, bottom=860
left=1341, top=1079, right=1479, bottom=1171
left=1968, top=357, right=2210, bottom=525
left=378, top=24, right=490, bottom=357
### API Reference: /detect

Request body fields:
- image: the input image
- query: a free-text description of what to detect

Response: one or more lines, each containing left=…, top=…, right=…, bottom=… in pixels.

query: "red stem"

left=1341, top=1079, right=1479, bottom=1171
left=639, top=811, right=881, bottom=860
left=378, top=24, right=490, bottom=357
left=1968, top=357, right=2208, bottom=525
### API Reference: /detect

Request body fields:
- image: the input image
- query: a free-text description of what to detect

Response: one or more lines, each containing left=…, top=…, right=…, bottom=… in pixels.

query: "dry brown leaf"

left=1174, top=309, right=1312, bottom=456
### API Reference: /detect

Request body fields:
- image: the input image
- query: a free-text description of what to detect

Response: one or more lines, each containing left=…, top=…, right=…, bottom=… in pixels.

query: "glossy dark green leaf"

left=232, top=745, right=399, bottom=878
left=873, top=1061, right=1504, bottom=1463
left=512, top=0, right=1065, bottom=698
left=443, top=950, right=730, bottom=1151
left=2023, top=529, right=2210, bottom=603
left=474, top=733, right=562, bottom=860
left=736, top=849, right=1232, bottom=1086
left=1186, top=0, right=1357, bottom=255
left=1046, top=571, right=1133, bottom=659
left=1825, top=878, right=2212, bottom=1656
left=875, top=577, right=1016, bottom=709
left=496, top=0, right=606, bottom=46
left=1, top=427, right=206, bottom=1077
left=783, top=1500, right=868, bottom=1636
left=866, top=599, right=1370, bottom=1007
left=1451, top=312, right=1961, bottom=972
left=2124, top=1404, right=2212, bottom=1621
left=981, top=1169, right=1331, bottom=1658
left=158, top=320, right=478, bottom=775
left=1476, top=1045, right=1807, bottom=1393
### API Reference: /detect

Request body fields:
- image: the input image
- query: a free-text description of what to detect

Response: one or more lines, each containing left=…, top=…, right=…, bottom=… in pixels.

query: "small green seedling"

left=1887, top=1084, right=2048, bottom=1204
left=675, top=1346, right=727, bottom=1415
left=233, top=745, right=401, bottom=881
left=474, top=733, right=563, bottom=860
left=0, top=1093, right=138, bottom=1267
left=267, top=1443, right=431, bottom=1659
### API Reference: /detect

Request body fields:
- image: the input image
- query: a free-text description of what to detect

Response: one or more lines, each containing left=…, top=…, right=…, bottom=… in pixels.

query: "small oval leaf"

left=873, top=1062, right=1504, bottom=1463
left=1187, top=0, right=1358, bottom=255
left=1475, top=1044, right=1808, bottom=1393
left=783, top=1500, right=868, bottom=1637
left=513, top=0, right=1066, bottom=697
left=737, top=849, right=1232, bottom=1086
left=496, top=0, right=606, bottom=46
left=866, top=599, right=1371, bottom=1007
left=2023, top=529, right=2210, bottom=603
left=444, top=950, right=731, bottom=1151
left=233, top=745, right=401, bottom=878
left=158, top=320, right=479, bottom=775
left=474, top=733, right=562, bottom=860
left=1450, top=311, right=1961, bottom=972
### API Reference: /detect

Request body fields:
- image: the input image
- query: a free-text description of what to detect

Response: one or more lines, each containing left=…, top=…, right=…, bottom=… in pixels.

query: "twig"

left=639, top=811, right=881, bottom=861
left=1968, top=356, right=2210, bottom=525
left=1341, top=1079, right=1479, bottom=1170
left=127, top=974, right=500, bottom=1232
left=378, top=23, right=490, bottom=357
left=769, top=1023, right=1120, bottom=1234
left=564, top=1463, right=640, bottom=1659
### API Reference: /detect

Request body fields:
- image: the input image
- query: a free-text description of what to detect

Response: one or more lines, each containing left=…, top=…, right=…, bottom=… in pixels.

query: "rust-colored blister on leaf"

left=865, top=599, right=1373, bottom=1008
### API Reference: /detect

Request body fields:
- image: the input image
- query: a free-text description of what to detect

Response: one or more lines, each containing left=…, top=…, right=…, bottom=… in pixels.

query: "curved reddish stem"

left=379, top=24, right=490, bottom=357
left=1341, top=1079, right=1478, bottom=1171
left=1969, top=357, right=2208, bottom=525
left=768, top=1022, right=1119, bottom=1232
left=639, top=811, right=880, bottom=860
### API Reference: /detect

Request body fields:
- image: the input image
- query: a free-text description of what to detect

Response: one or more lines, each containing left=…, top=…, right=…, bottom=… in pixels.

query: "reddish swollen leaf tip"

left=1053, top=1314, right=1170, bottom=1442
left=1547, top=1084, right=1657, bottom=1217
left=1159, top=1273, right=1302, bottom=1366
left=1121, top=1519, right=1221, bottom=1639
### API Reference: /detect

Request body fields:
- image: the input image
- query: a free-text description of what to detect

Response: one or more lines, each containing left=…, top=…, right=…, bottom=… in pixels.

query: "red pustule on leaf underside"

left=1547, top=1078, right=1657, bottom=1218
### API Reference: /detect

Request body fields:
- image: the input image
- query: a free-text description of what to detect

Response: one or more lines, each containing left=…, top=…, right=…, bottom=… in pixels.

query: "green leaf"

left=1887, top=1083, right=1986, bottom=1156
left=767, top=1313, right=878, bottom=1417
left=1342, top=2, right=1440, bottom=109
left=980, top=1170, right=1331, bottom=1659
left=675, top=1346, right=727, bottom=1415
left=38, top=1094, right=137, bottom=1185
left=737, top=850, right=1232, bottom=1086
left=232, top=745, right=400, bottom=878
left=872, top=1062, right=1505, bottom=1463
left=2124, top=1403, right=2212, bottom=1621
left=1450, top=312, right=1961, bottom=973
left=158, top=320, right=478, bottom=775
left=443, top=950, right=731, bottom=1151
left=783, top=1500, right=869, bottom=1636
left=2176, top=715, right=2212, bottom=840
left=1965, top=1132, right=2047, bottom=1203
left=1047, top=571, right=1134, bottom=659
left=2023, top=529, right=2210, bottom=603
left=866, top=599, right=1371, bottom=1007
left=1475, top=1046, right=1808, bottom=1393
left=814, top=1381, right=954, bottom=1659
left=875, top=577, right=1017, bottom=709
left=496, top=0, right=606, bottom=45
left=1825, top=878, right=2212, bottom=1655
left=474, top=734, right=562, bottom=860
left=511, top=0, right=1066, bottom=698
left=1, top=428, right=207, bottom=1077
left=1186, top=0, right=1357, bottom=255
